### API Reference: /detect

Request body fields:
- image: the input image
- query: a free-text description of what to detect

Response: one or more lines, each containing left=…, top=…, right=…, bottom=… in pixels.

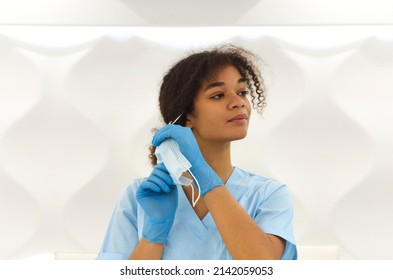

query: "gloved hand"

left=136, top=163, right=178, bottom=244
left=152, top=124, right=223, bottom=196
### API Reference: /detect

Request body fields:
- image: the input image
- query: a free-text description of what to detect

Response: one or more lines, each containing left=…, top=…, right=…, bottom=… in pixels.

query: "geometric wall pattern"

left=0, top=26, right=392, bottom=259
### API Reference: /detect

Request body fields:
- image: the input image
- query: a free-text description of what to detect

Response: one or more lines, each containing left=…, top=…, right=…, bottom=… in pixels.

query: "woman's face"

left=186, top=65, right=251, bottom=145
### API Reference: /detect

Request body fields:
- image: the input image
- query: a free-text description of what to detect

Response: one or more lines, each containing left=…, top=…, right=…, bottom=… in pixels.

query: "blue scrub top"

left=96, top=167, right=297, bottom=260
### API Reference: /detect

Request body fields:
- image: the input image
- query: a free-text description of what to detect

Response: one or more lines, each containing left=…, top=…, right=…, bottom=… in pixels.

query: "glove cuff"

left=191, top=166, right=223, bottom=196
left=142, top=219, right=174, bottom=244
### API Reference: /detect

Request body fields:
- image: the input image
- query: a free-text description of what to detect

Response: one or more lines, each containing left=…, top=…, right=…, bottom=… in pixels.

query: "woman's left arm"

left=203, top=185, right=285, bottom=260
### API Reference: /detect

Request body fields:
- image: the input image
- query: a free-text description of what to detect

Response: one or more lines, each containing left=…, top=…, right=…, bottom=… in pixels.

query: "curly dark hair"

left=148, top=44, right=267, bottom=166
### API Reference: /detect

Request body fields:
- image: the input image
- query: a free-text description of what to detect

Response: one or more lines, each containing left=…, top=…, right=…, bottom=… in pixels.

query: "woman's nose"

left=228, top=94, right=246, bottom=109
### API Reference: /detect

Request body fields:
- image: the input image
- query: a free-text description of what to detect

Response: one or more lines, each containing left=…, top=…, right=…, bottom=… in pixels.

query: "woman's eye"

left=211, top=93, right=224, bottom=99
left=239, top=90, right=249, bottom=96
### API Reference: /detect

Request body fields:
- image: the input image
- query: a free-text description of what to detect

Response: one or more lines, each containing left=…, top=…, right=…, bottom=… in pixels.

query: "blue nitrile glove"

left=152, top=124, right=223, bottom=196
left=136, top=163, right=178, bottom=244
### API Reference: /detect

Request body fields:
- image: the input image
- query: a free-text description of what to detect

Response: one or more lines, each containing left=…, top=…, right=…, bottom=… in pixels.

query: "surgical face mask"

left=155, top=139, right=201, bottom=207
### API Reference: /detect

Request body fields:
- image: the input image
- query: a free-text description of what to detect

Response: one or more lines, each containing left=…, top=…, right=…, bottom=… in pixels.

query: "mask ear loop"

left=187, top=169, right=201, bottom=207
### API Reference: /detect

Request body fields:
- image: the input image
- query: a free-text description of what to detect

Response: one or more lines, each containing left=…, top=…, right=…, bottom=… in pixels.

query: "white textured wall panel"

left=1, top=1, right=393, bottom=25
left=0, top=26, right=392, bottom=259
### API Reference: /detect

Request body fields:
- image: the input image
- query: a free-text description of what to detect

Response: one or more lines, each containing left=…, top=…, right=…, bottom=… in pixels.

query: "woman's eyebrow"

left=205, top=81, right=225, bottom=90
left=205, top=78, right=246, bottom=90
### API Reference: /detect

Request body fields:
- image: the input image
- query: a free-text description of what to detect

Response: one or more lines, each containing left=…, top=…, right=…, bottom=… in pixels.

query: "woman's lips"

left=228, top=114, right=248, bottom=123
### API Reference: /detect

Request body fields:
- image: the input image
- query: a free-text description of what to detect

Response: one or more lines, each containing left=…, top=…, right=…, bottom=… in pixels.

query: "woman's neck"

left=197, top=140, right=234, bottom=184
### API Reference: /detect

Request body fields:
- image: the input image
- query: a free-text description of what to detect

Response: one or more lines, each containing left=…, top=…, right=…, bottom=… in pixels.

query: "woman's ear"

left=185, top=114, right=193, bottom=128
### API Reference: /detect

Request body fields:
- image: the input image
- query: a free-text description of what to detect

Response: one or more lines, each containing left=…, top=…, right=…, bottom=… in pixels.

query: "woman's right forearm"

left=129, top=238, right=164, bottom=260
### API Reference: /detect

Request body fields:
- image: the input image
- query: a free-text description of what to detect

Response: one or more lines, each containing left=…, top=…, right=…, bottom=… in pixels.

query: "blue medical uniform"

left=96, top=167, right=297, bottom=260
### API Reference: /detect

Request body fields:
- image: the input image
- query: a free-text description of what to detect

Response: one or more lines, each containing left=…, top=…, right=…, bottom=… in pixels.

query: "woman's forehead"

left=202, top=65, right=242, bottom=84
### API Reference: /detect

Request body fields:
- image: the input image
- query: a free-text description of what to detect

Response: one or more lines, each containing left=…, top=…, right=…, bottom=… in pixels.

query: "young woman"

left=96, top=45, right=297, bottom=260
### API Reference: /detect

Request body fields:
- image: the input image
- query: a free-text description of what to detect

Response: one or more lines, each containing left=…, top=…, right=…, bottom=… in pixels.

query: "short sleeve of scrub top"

left=96, top=167, right=297, bottom=260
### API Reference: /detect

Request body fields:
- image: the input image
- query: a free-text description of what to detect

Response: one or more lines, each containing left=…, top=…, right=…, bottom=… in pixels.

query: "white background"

left=0, top=1, right=392, bottom=260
